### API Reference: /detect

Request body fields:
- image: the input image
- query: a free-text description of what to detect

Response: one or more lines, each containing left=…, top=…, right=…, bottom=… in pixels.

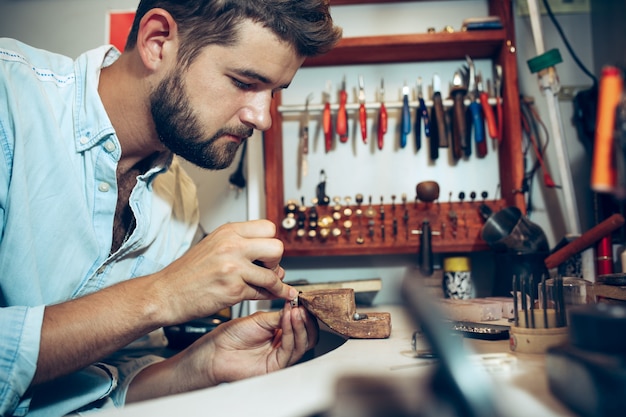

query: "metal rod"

left=541, top=273, right=548, bottom=328
left=529, top=274, right=535, bottom=329
left=526, top=0, right=581, bottom=235
left=277, top=98, right=500, bottom=114
left=513, top=274, right=519, bottom=327
left=521, top=274, right=528, bottom=328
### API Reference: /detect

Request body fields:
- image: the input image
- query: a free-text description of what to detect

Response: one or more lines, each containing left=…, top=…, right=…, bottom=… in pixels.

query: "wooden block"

left=298, top=288, right=391, bottom=339
left=593, top=284, right=626, bottom=302
left=438, top=298, right=503, bottom=322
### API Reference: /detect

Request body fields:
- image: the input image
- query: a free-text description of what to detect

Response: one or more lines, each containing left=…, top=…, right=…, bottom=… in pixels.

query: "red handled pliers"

left=377, top=79, right=387, bottom=150
left=358, top=75, right=367, bottom=143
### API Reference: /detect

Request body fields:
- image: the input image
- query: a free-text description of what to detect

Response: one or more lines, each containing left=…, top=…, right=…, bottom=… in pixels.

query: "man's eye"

left=232, top=78, right=252, bottom=90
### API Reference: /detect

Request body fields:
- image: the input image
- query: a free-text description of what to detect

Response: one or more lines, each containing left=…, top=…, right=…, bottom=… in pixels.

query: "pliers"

left=377, top=79, right=387, bottom=150
left=494, top=64, right=503, bottom=142
left=323, top=81, right=333, bottom=153
left=450, top=70, right=467, bottom=160
left=400, top=82, right=411, bottom=148
left=300, top=93, right=313, bottom=182
left=477, top=71, right=499, bottom=142
left=337, top=76, right=349, bottom=143
left=358, top=75, right=367, bottom=143
left=465, top=55, right=487, bottom=158
left=415, top=77, right=430, bottom=151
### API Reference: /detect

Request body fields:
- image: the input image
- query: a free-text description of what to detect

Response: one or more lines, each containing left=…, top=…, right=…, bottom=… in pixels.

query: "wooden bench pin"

left=296, top=288, right=391, bottom=339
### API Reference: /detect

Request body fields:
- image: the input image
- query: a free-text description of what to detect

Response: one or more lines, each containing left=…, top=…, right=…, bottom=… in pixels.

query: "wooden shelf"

left=263, top=0, right=524, bottom=258
left=303, top=30, right=507, bottom=67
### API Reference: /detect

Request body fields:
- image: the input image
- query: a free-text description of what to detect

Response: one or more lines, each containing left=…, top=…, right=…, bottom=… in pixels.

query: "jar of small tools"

left=443, top=256, right=475, bottom=299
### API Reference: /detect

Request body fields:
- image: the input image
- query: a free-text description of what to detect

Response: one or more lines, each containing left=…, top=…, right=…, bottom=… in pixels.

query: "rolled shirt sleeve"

left=0, top=305, right=44, bottom=416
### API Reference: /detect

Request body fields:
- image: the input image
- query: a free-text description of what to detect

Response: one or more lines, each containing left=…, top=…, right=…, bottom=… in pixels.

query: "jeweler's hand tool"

left=429, top=74, right=448, bottom=161
left=400, top=83, right=411, bottom=148
left=429, top=74, right=445, bottom=160
left=450, top=71, right=467, bottom=160
left=415, top=77, right=430, bottom=151
left=323, top=81, right=333, bottom=153
left=300, top=93, right=313, bottom=180
left=494, top=64, right=503, bottom=142
left=358, top=75, right=367, bottom=143
left=419, top=219, right=433, bottom=276
left=465, top=56, right=487, bottom=158
left=377, top=78, right=387, bottom=150
left=478, top=71, right=498, bottom=141
left=337, top=76, right=349, bottom=142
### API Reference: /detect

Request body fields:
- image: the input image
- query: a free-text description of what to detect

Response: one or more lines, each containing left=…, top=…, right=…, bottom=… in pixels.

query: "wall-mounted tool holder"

left=264, top=0, right=524, bottom=258
left=278, top=196, right=506, bottom=257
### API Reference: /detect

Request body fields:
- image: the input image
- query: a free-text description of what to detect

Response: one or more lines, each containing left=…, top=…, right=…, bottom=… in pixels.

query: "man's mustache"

left=215, top=126, right=254, bottom=140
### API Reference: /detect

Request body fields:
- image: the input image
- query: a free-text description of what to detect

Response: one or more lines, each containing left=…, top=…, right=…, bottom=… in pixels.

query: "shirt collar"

left=73, top=45, right=119, bottom=153
left=72, top=46, right=174, bottom=179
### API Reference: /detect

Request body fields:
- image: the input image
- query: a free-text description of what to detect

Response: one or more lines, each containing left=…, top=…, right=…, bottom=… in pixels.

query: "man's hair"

left=125, top=0, right=342, bottom=68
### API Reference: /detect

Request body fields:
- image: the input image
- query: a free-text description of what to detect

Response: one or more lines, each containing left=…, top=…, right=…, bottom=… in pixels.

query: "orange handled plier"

left=337, top=76, right=349, bottom=142
left=494, top=64, right=503, bottom=142
left=378, top=78, right=387, bottom=150
left=477, top=71, right=498, bottom=142
left=358, top=75, right=367, bottom=143
left=323, top=81, right=333, bottom=153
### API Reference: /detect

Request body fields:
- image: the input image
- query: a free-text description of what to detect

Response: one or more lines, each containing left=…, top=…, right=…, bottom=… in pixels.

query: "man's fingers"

left=233, top=219, right=277, bottom=239
left=246, top=262, right=295, bottom=300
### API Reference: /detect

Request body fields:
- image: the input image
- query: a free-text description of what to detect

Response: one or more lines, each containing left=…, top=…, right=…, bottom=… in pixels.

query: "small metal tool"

left=358, top=75, right=367, bottom=143
left=400, top=82, right=411, bottom=148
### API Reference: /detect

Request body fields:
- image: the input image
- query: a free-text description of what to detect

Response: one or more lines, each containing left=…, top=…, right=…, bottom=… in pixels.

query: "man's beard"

left=150, top=71, right=252, bottom=170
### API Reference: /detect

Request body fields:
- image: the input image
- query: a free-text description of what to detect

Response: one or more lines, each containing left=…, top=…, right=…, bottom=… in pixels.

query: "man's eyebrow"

left=234, top=68, right=290, bottom=89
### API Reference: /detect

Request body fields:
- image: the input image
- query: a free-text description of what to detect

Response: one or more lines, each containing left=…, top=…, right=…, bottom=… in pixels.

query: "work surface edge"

left=100, top=305, right=575, bottom=417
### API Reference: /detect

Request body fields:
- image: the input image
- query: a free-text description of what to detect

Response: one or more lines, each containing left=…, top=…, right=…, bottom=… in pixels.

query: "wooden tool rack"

left=263, top=0, right=525, bottom=257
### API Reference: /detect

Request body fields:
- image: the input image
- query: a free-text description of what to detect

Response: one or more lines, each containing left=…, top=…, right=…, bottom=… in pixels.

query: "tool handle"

left=428, top=107, right=439, bottom=160
left=377, top=103, right=387, bottom=151
left=400, top=94, right=410, bottom=148
left=419, top=98, right=430, bottom=138
left=451, top=90, right=466, bottom=160
left=419, top=220, right=433, bottom=276
left=432, top=92, right=447, bottom=148
left=496, top=97, right=503, bottom=142
left=591, top=66, right=623, bottom=192
left=359, top=103, right=367, bottom=143
left=464, top=106, right=473, bottom=157
left=302, top=126, right=309, bottom=155
left=337, top=90, right=348, bottom=142
left=323, top=102, right=332, bottom=152
left=469, top=101, right=487, bottom=157
left=480, top=91, right=498, bottom=140
left=414, top=105, right=422, bottom=151
left=544, top=214, right=625, bottom=270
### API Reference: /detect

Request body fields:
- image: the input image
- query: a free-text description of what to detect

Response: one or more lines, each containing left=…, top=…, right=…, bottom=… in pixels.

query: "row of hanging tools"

left=284, top=62, right=503, bottom=157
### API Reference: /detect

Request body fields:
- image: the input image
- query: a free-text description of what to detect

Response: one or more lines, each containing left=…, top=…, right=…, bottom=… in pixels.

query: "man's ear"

left=136, top=8, right=178, bottom=72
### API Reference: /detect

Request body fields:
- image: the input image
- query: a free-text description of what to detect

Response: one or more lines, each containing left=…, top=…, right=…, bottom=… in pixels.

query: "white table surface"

left=100, top=306, right=576, bottom=417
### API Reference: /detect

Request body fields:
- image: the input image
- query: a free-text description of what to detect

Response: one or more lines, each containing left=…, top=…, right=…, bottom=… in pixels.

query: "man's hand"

left=34, top=220, right=296, bottom=386
left=126, top=302, right=319, bottom=402
left=193, top=301, right=318, bottom=385
left=153, top=219, right=298, bottom=325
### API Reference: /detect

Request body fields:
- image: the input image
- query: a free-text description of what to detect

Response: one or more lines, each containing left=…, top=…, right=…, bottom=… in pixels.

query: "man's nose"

left=240, top=92, right=273, bottom=131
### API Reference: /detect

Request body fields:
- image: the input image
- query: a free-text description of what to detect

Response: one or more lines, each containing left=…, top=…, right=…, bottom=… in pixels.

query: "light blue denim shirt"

left=0, top=39, right=199, bottom=416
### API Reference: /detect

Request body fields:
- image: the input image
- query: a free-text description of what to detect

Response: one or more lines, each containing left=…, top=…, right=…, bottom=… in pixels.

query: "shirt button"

left=80, top=136, right=89, bottom=144
left=98, top=182, right=111, bottom=192
left=104, top=141, right=116, bottom=152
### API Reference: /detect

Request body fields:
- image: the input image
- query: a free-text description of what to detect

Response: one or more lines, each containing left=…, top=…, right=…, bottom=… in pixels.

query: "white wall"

left=0, top=0, right=596, bottom=305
